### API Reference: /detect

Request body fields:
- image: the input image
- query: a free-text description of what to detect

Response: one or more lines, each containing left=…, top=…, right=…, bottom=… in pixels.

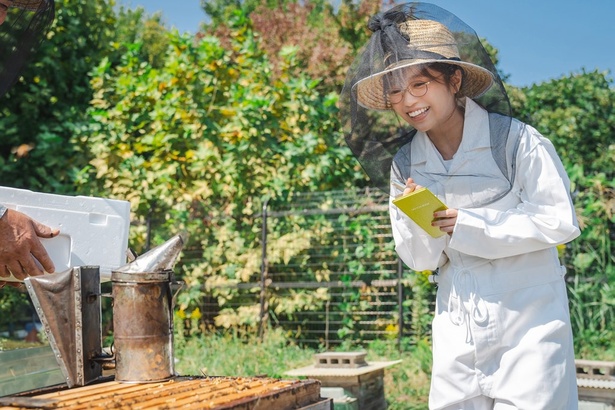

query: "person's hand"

left=403, top=178, right=458, bottom=236
left=402, top=177, right=423, bottom=195
left=0, top=209, right=59, bottom=286
left=432, top=208, right=458, bottom=236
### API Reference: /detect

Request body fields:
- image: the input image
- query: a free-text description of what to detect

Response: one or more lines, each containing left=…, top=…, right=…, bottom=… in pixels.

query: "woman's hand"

left=398, top=178, right=458, bottom=235
left=402, top=177, right=423, bottom=195
left=432, top=208, right=458, bottom=235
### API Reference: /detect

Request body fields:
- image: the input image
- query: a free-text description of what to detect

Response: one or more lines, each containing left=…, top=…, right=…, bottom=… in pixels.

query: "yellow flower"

left=191, top=307, right=202, bottom=320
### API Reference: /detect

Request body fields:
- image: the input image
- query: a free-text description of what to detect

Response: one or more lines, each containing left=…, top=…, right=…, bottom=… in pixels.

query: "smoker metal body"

left=112, top=270, right=174, bottom=382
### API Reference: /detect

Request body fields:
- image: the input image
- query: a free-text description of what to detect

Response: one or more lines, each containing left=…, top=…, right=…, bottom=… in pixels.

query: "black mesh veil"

left=0, top=0, right=55, bottom=97
left=339, top=2, right=515, bottom=208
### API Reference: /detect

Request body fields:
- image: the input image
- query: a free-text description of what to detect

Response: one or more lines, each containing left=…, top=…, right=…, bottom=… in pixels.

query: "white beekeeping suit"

left=390, top=98, right=580, bottom=409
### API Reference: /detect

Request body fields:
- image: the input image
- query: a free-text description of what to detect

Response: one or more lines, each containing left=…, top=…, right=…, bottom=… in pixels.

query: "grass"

left=364, top=338, right=432, bottom=410
left=174, top=327, right=615, bottom=410
left=174, top=328, right=432, bottom=409
left=0, top=338, right=43, bottom=351
left=174, top=328, right=315, bottom=378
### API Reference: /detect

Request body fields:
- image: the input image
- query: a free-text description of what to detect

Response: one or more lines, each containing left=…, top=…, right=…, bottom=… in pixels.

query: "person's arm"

left=0, top=206, right=59, bottom=285
left=449, top=125, right=580, bottom=259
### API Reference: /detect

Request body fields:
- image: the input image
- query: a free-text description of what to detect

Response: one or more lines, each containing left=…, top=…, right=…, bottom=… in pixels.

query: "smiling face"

left=385, top=64, right=463, bottom=135
left=0, top=0, right=11, bottom=25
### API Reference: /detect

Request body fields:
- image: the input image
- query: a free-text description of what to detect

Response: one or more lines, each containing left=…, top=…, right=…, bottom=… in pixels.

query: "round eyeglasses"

left=387, top=81, right=432, bottom=104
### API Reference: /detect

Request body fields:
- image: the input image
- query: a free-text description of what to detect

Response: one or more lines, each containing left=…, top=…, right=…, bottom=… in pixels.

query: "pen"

left=391, top=180, right=406, bottom=192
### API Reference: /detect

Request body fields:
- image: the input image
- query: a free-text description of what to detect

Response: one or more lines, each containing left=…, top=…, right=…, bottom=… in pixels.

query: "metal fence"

left=195, top=188, right=435, bottom=349
left=0, top=189, right=435, bottom=353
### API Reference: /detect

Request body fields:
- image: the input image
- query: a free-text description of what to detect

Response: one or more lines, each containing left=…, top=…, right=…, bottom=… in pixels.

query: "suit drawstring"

left=448, top=269, right=488, bottom=343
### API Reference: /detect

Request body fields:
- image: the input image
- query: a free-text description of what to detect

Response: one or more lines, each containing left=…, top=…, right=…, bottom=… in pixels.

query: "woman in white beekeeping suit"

left=339, top=2, right=580, bottom=409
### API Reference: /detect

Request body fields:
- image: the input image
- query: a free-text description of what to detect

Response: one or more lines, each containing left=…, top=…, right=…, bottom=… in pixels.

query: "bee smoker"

left=26, top=234, right=185, bottom=387
left=111, top=234, right=184, bottom=383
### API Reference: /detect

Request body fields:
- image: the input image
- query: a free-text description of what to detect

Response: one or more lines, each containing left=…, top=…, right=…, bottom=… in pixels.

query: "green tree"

left=201, top=0, right=305, bottom=27
left=0, top=0, right=171, bottom=192
left=0, top=0, right=119, bottom=191
left=203, top=0, right=386, bottom=94
left=81, top=9, right=363, bottom=317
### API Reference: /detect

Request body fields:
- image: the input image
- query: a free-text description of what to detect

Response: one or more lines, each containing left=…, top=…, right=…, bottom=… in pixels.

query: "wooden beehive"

left=0, top=376, right=332, bottom=410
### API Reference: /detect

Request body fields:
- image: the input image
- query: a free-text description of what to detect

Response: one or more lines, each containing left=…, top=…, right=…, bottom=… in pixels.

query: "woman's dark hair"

left=419, top=62, right=463, bottom=86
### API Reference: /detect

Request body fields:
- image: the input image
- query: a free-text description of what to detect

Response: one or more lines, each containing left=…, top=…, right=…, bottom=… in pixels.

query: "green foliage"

left=0, top=0, right=175, bottom=192
left=405, top=270, right=435, bottom=344
left=0, top=0, right=177, bottom=320
left=365, top=338, right=432, bottom=410
left=112, top=7, right=171, bottom=69
left=0, top=0, right=122, bottom=191
left=332, top=0, right=383, bottom=52
left=201, top=0, right=257, bottom=27
left=0, top=337, right=42, bottom=351
left=202, top=0, right=334, bottom=28
left=517, top=70, right=614, bottom=174
left=81, top=9, right=363, bottom=325
left=0, top=287, right=31, bottom=332
left=240, top=190, right=407, bottom=347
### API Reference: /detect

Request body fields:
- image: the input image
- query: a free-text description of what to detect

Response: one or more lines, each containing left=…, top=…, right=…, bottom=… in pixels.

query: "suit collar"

left=412, top=98, right=490, bottom=173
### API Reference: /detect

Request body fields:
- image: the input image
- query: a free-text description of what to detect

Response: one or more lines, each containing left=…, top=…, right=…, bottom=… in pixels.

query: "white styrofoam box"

left=0, top=187, right=130, bottom=282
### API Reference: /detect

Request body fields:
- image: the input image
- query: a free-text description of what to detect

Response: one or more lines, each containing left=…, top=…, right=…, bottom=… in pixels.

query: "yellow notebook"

left=392, top=187, right=448, bottom=238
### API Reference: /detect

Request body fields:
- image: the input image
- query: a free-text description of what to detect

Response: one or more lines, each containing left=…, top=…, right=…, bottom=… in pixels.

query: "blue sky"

left=117, top=0, right=614, bottom=88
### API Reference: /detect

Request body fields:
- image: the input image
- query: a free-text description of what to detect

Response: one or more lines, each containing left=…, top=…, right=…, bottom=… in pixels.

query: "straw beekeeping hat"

left=354, top=19, right=494, bottom=111
left=355, top=20, right=493, bottom=110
